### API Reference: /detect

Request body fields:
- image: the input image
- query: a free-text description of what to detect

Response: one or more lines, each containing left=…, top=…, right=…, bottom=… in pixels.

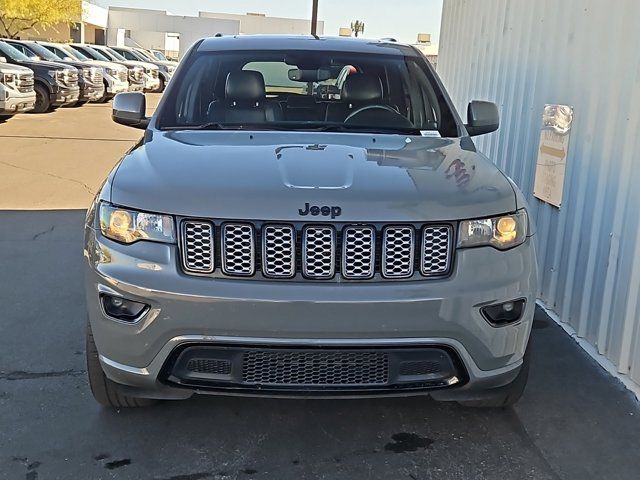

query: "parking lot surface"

left=0, top=95, right=160, bottom=210
left=1, top=99, right=640, bottom=480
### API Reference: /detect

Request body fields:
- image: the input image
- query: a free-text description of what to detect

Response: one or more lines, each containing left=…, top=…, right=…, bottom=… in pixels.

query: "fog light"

left=100, top=294, right=148, bottom=322
left=481, top=299, right=526, bottom=326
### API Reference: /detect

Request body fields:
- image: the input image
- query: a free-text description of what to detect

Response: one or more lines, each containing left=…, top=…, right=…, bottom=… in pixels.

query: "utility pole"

left=311, top=0, right=319, bottom=36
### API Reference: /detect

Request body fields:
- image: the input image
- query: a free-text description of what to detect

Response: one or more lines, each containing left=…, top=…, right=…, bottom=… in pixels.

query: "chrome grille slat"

left=382, top=226, right=415, bottom=278
left=262, top=224, right=295, bottom=278
left=181, top=221, right=214, bottom=273
left=302, top=226, right=335, bottom=279
left=342, top=226, right=375, bottom=279
left=421, top=225, right=453, bottom=275
left=222, top=223, right=255, bottom=276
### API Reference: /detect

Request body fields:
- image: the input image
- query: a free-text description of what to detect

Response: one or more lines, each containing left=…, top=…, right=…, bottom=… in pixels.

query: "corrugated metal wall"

left=438, top=0, right=640, bottom=387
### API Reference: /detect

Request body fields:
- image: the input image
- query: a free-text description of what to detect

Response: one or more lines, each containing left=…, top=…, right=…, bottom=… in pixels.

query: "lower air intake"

left=242, top=350, right=389, bottom=386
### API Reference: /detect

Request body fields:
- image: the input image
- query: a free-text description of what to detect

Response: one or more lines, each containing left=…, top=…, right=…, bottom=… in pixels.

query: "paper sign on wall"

left=533, top=104, right=574, bottom=208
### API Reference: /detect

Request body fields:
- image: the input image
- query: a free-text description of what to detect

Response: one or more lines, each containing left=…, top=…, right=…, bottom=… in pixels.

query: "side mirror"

left=112, top=92, right=149, bottom=129
left=0, top=56, right=6, bottom=63
left=466, top=100, right=499, bottom=136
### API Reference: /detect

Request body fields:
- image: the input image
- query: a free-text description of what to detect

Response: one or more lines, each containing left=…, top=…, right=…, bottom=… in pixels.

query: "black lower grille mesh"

left=242, top=350, right=389, bottom=386
left=399, top=360, right=442, bottom=376
left=186, top=358, right=232, bottom=375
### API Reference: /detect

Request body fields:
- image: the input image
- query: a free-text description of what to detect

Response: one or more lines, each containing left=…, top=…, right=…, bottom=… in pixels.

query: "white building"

left=19, top=3, right=323, bottom=58
left=106, top=7, right=323, bottom=59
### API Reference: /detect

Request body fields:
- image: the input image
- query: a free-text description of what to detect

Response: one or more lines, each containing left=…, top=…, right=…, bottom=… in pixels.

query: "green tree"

left=0, top=0, right=82, bottom=39
left=350, top=20, right=365, bottom=37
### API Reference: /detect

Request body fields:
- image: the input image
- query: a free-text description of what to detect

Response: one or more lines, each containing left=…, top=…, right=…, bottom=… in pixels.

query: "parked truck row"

left=0, top=40, right=177, bottom=118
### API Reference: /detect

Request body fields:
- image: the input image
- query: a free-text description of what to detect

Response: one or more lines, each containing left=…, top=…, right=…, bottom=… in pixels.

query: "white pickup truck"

left=0, top=59, right=36, bottom=117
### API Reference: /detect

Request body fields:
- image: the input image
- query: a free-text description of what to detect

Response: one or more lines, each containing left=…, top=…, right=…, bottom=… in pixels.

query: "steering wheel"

left=344, top=105, right=414, bottom=128
left=345, top=105, right=398, bottom=122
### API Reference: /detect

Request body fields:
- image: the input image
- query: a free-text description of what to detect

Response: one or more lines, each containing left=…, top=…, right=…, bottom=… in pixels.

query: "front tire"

left=86, top=322, right=157, bottom=408
left=32, top=84, right=51, bottom=113
left=457, top=340, right=531, bottom=408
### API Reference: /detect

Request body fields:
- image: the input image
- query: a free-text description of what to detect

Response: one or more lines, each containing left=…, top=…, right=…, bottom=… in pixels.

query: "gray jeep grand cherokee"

left=84, top=35, right=537, bottom=408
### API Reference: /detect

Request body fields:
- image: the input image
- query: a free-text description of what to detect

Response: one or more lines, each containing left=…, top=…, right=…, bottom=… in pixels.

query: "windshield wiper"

left=162, top=122, right=295, bottom=131
left=312, top=124, right=422, bottom=135
left=162, top=122, right=230, bottom=131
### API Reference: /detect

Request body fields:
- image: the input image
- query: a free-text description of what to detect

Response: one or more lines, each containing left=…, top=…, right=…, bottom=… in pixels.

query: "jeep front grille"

left=262, top=225, right=295, bottom=278
left=181, top=221, right=214, bottom=273
left=179, top=220, right=453, bottom=281
left=342, top=226, right=375, bottom=279
left=302, top=226, right=336, bottom=279
left=221, top=223, right=255, bottom=276
left=421, top=226, right=453, bottom=275
left=382, top=226, right=415, bottom=278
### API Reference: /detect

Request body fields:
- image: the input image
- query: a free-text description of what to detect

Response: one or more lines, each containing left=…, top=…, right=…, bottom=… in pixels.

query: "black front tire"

left=457, top=340, right=531, bottom=408
left=86, top=322, right=157, bottom=408
left=32, top=84, right=51, bottom=113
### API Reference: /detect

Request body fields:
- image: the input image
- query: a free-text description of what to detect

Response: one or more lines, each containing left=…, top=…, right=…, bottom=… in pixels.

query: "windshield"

left=73, top=45, right=110, bottom=62
left=25, top=42, right=62, bottom=62
left=59, top=44, right=88, bottom=61
left=158, top=50, right=458, bottom=136
left=152, top=50, right=168, bottom=61
left=0, top=41, right=30, bottom=61
left=104, top=47, right=128, bottom=62
left=136, top=49, right=156, bottom=61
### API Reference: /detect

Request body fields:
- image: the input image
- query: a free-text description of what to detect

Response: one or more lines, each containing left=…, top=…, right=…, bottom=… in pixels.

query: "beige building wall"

left=18, top=23, right=72, bottom=42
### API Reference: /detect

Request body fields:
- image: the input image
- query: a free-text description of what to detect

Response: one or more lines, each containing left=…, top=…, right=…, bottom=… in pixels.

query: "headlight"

left=458, top=210, right=528, bottom=250
left=99, top=202, right=175, bottom=244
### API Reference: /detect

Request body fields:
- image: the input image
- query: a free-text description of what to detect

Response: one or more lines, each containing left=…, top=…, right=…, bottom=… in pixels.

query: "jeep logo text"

left=298, top=203, right=342, bottom=219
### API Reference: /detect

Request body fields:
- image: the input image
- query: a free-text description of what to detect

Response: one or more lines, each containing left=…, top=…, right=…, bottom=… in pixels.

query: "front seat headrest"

left=341, top=74, right=383, bottom=102
left=225, top=71, right=266, bottom=102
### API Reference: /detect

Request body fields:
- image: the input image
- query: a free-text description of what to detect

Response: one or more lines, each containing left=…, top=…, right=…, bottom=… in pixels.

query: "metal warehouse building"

left=437, top=0, right=640, bottom=395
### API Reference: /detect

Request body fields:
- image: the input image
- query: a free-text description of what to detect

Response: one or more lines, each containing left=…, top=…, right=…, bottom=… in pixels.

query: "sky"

left=99, top=0, right=444, bottom=46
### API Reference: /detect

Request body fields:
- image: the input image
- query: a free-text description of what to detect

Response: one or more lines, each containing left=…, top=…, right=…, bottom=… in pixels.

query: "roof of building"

left=198, top=35, right=418, bottom=56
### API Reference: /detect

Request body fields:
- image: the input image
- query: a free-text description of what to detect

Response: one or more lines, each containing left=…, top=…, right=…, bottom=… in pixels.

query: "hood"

left=17, top=59, right=74, bottom=71
left=86, top=60, right=127, bottom=72
left=155, top=60, right=178, bottom=68
left=59, top=60, right=93, bottom=71
left=110, top=131, right=516, bottom=222
left=0, top=63, right=33, bottom=74
left=118, top=60, right=157, bottom=71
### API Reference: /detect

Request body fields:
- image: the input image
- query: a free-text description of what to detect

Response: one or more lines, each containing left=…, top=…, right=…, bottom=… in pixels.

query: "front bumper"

left=128, top=81, right=144, bottom=93
left=143, top=75, right=161, bottom=92
left=105, top=76, right=129, bottom=95
left=85, top=227, right=537, bottom=400
left=51, top=85, right=80, bottom=106
left=80, top=83, right=105, bottom=103
left=0, top=89, right=36, bottom=115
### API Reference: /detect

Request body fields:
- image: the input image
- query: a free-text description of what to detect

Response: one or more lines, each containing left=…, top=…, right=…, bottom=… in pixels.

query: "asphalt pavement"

left=1, top=97, right=639, bottom=480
